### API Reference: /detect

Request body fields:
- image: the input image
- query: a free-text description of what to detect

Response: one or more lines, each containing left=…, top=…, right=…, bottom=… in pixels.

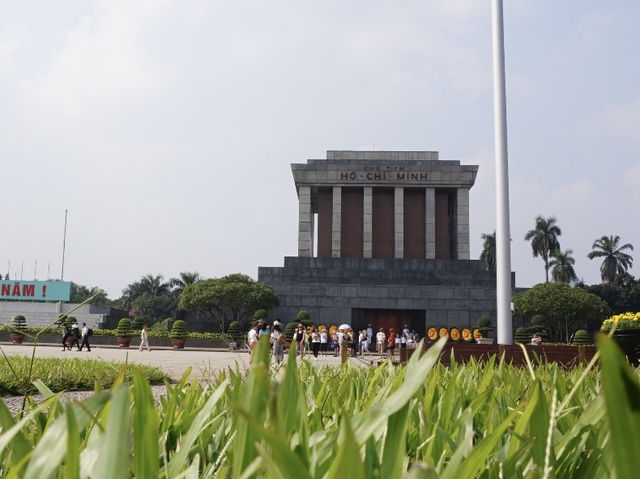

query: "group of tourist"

left=61, top=321, right=92, bottom=352
left=246, top=320, right=421, bottom=364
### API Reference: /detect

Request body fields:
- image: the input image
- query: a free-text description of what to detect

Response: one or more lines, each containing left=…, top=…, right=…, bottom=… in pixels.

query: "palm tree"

left=549, top=249, right=577, bottom=283
left=169, top=272, right=201, bottom=295
left=138, top=274, right=170, bottom=297
left=524, top=216, right=562, bottom=282
left=587, top=235, right=634, bottom=283
left=479, top=232, right=496, bottom=273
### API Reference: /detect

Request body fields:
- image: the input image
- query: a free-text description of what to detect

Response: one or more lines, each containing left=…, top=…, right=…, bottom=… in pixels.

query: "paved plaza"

left=1, top=343, right=379, bottom=382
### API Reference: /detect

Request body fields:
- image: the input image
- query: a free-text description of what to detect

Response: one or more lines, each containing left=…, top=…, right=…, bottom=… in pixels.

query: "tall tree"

left=524, top=215, right=562, bottom=282
left=69, top=282, right=110, bottom=307
left=168, top=272, right=201, bottom=296
left=179, top=274, right=279, bottom=332
left=549, top=249, right=577, bottom=284
left=479, top=232, right=496, bottom=273
left=587, top=235, right=634, bottom=283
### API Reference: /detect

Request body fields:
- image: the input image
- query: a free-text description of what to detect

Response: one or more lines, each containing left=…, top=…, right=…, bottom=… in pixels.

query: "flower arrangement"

left=461, top=328, right=473, bottom=342
left=601, top=312, right=640, bottom=331
left=439, top=327, right=449, bottom=338
left=449, top=327, right=461, bottom=341
left=427, top=327, right=438, bottom=341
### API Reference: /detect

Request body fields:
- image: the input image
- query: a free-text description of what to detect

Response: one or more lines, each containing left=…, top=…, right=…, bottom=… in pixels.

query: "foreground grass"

left=0, top=356, right=168, bottom=396
left=1, top=336, right=639, bottom=477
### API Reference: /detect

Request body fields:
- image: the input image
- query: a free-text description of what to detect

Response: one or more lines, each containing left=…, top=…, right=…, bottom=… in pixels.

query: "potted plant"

left=227, top=320, right=242, bottom=349
left=601, top=312, right=640, bottom=365
left=115, top=318, right=134, bottom=348
left=10, top=315, right=27, bottom=344
left=572, top=329, right=591, bottom=345
left=475, top=317, right=495, bottom=344
left=170, top=320, right=188, bottom=349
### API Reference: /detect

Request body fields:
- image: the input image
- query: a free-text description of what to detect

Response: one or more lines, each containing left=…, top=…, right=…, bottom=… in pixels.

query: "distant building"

left=0, top=301, right=127, bottom=329
left=258, top=150, right=515, bottom=334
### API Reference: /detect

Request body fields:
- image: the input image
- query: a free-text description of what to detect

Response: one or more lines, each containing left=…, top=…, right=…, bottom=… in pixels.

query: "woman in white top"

left=139, top=324, right=150, bottom=351
left=320, top=330, right=328, bottom=355
left=247, top=324, right=258, bottom=364
left=376, top=328, right=386, bottom=356
left=310, top=326, right=321, bottom=359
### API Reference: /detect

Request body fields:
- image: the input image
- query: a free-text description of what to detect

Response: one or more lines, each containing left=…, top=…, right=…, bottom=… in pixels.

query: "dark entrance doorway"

left=351, top=308, right=426, bottom=338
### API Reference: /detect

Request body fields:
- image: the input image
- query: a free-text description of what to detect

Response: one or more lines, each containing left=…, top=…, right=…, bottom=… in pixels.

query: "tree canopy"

left=179, top=274, right=280, bottom=332
left=513, top=282, right=610, bottom=342
left=69, top=282, right=110, bottom=307
left=524, top=215, right=562, bottom=283
left=549, top=249, right=577, bottom=284
left=480, top=232, right=496, bottom=273
left=587, top=235, right=634, bottom=283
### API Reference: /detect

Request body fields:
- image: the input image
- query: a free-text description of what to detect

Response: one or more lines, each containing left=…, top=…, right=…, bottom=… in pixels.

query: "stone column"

left=331, top=186, right=342, bottom=257
left=297, top=186, right=313, bottom=257
left=425, top=188, right=436, bottom=259
left=456, top=188, right=470, bottom=260
left=394, top=187, right=404, bottom=259
left=363, top=187, right=373, bottom=258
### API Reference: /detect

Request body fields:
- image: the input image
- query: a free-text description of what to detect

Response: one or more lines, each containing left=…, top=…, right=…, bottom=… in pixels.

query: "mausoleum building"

left=258, top=150, right=513, bottom=335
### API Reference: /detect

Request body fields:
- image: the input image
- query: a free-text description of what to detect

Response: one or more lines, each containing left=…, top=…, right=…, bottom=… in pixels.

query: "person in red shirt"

left=387, top=328, right=396, bottom=357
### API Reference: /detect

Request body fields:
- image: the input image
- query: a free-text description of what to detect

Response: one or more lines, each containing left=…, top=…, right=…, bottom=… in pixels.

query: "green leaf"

left=326, top=416, right=365, bottom=479
left=94, top=387, right=131, bottom=479
left=64, top=402, right=80, bottom=479
left=597, top=334, right=640, bottom=479
left=380, top=402, right=411, bottom=479
left=133, top=372, right=160, bottom=479
left=0, top=398, right=32, bottom=466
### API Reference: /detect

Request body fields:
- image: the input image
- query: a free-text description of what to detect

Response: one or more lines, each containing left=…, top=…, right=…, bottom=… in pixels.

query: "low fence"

left=403, top=342, right=596, bottom=367
left=0, top=333, right=231, bottom=350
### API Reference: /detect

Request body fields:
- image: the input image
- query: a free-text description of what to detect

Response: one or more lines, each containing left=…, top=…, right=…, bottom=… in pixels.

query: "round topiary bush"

left=170, top=320, right=188, bottom=340
left=530, top=315, right=546, bottom=328
left=295, top=310, right=313, bottom=326
left=572, top=329, right=591, bottom=345
left=11, top=315, right=27, bottom=331
left=132, top=316, right=144, bottom=330
left=65, top=315, right=77, bottom=328
left=116, top=318, right=134, bottom=337
left=476, top=317, right=493, bottom=337
left=228, top=321, right=243, bottom=341
left=285, top=321, right=298, bottom=342
left=514, top=327, right=530, bottom=344
left=253, top=309, right=267, bottom=321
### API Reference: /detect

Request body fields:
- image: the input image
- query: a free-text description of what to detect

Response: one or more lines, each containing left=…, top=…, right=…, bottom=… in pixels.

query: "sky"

left=1, top=0, right=639, bottom=298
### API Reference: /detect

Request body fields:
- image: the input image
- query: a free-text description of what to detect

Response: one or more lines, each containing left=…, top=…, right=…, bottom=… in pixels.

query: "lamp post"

left=492, top=0, right=513, bottom=345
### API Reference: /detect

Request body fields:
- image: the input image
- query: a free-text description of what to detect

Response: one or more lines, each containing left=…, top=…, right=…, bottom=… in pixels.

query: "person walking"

left=387, top=328, right=396, bottom=357
left=62, top=322, right=72, bottom=351
left=247, top=323, right=258, bottom=364
left=139, top=324, right=151, bottom=351
left=310, top=326, right=321, bottom=359
left=376, top=328, right=386, bottom=356
left=294, top=324, right=306, bottom=359
left=79, top=323, right=91, bottom=352
left=320, top=328, right=328, bottom=355
left=270, top=324, right=285, bottom=365
left=71, top=323, right=81, bottom=351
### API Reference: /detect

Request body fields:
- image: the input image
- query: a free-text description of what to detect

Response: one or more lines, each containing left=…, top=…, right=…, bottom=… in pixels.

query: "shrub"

left=573, top=329, right=592, bottom=345
left=228, top=321, right=243, bottom=341
left=115, top=318, right=134, bottom=337
left=253, top=309, right=267, bottom=321
left=11, top=315, right=27, bottom=331
left=476, top=317, right=493, bottom=336
left=531, top=314, right=546, bottom=327
left=295, top=310, right=313, bottom=326
left=514, top=327, right=530, bottom=344
left=170, top=320, right=188, bottom=339
left=132, top=316, right=144, bottom=330
left=284, top=322, right=298, bottom=342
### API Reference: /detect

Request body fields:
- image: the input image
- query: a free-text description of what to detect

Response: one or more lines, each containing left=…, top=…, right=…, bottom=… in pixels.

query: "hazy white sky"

left=2, top=1, right=638, bottom=298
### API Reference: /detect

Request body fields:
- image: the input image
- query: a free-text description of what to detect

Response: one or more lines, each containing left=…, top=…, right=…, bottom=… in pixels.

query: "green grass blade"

left=597, top=334, right=640, bottom=479
left=0, top=398, right=32, bottom=466
left=167, top=380, right=228, bottom=478
left=380, top=402, right=411, bottom=479
left=133, top=372, right=159, bottom=479
left=64, top=402, right=80, bottom=479
left=325, top=416, right=365, bottom=479
left=94, top=386, right=131, bottom=479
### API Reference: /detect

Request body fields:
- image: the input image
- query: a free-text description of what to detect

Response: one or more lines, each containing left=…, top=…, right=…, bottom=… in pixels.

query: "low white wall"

left=0, top=301, right=107, bottom=329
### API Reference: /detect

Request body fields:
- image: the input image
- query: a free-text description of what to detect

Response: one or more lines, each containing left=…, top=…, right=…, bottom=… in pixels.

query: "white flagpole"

left=492, top=0, right=513, bottom=345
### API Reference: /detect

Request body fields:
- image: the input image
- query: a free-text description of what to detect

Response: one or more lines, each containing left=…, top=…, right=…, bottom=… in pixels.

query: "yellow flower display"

left=601, top=312, right=640, bottom=330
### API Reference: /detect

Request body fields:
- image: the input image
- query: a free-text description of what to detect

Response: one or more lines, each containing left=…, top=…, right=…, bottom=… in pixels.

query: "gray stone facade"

left=258, top=257, right=515, bottom=331
left=0, top=302, right=125, bottom=329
